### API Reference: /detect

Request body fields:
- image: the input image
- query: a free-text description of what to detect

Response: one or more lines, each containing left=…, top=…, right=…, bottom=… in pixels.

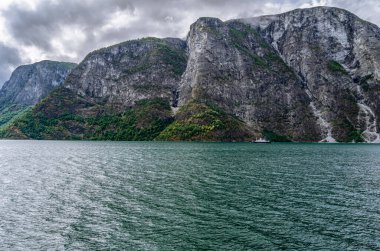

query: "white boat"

left=253, top=138, right=271, bottom=143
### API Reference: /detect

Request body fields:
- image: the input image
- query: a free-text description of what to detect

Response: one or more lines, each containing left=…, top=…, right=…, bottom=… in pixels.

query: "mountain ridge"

left=2, top=6, right=380, bottom=142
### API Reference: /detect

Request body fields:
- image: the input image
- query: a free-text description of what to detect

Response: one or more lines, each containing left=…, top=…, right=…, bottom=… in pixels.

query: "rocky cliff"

left=242, top=6, right=380, bottom=142
left=2, top=6, right=380, bottom=142
left=0, top=60, right=76, bottom=106
left=0, top=60, right=76, bottom=127
left=0, top=38, right=188, bottom=140
left=65, top=37, right=187, bottom=111
left=177, top=17, right=319, bottom=141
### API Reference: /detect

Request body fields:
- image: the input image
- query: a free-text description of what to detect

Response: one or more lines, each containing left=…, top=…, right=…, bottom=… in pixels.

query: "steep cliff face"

left=0, top=60, right=76, bottom=127
left=0, top=38, right=187, bottom=139
left=65, top=37, right=187, bottom=111
left=0, top=60, right=76, bottom=106
left=3, top=6, right=380, bottom=142
left=178, top=17, right=319, bottom=141
left=242, top=6, right=380, bottom=142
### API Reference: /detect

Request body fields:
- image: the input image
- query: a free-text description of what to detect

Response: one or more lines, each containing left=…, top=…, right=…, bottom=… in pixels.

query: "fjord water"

left=0, top=141, right=379, bottom=250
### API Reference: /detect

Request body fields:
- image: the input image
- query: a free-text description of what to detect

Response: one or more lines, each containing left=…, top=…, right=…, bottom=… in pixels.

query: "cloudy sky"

left=0, top=0, right=379, bottom=84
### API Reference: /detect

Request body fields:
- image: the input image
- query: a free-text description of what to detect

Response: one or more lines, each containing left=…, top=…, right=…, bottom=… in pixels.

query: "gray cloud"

left=0, top=0, right=379, bottom=85
left=0, top=42, right=22, bottom=86
left=3, top=0, right=135, bottom=52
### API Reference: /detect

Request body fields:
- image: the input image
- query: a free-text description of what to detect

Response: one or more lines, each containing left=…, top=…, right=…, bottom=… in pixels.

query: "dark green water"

left=0, top=141, right=379, bottom=250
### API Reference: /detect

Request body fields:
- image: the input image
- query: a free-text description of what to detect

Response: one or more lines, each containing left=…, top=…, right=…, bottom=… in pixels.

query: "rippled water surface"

left=0, top=141, right=379, bottom=250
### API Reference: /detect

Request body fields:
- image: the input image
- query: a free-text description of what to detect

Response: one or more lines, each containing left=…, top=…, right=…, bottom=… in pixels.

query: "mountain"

left=0, top=39, right=188, bottom=140
left=175, top=17, right=319, bottom=141
left=242, top=6, right=380, bottom=143
left=0, top=60, right=76, bottom=128
left=2, top=6, right=380, bottom=142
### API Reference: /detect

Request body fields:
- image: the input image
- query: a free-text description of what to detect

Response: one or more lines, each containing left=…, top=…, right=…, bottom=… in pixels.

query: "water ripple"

left=0, top=141, right=379, bottom=250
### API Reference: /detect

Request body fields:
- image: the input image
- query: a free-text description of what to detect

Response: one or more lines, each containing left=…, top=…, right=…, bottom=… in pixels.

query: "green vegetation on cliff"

left=0, top=105, right=31, bottom=129
left=229, top=25, right=266, bottom=66
left=84, top=98, right=173, bottom=140
left=0, top=91, right=255, bottom=142
left=155, top=42, right=187, bottom=75
left=157, top=101, right=253, bottom=141
left=327, top=60, right=347, bottom=74
left=0, top=88, right=173, bottom=140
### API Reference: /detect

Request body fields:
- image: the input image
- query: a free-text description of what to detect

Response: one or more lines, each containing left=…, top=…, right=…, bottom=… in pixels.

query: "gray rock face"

left=178, top=17, right=320, bottom=141
left=65, top=37, right=187, bottom=111
left=0, top=60, right=76, bottom=106
left=242, top=6, right=380, bottom=142
left=10, top=6, right=380, bottom=142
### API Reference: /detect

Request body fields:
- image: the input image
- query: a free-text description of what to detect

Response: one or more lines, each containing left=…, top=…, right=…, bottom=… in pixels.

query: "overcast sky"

left=0, top=0, right=379, bottom=84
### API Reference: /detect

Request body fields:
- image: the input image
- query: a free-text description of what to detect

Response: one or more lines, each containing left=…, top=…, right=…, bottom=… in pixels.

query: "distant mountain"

left=2, top=6, right=380, bottom=142
left=0, top=60, right=76, bottom=128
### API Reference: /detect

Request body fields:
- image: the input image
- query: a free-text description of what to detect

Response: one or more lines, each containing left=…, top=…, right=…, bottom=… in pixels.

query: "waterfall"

left=356, top=86, right=380, bottom=143
left=309, top=102, right=337, bottom=143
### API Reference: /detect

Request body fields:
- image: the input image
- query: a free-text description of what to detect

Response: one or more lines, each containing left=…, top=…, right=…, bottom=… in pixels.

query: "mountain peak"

left=194, top=17, right=223, bottom=24
left=190, top=17, right=224, bottom=31
left=240, top=5, right=364, bottom=30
